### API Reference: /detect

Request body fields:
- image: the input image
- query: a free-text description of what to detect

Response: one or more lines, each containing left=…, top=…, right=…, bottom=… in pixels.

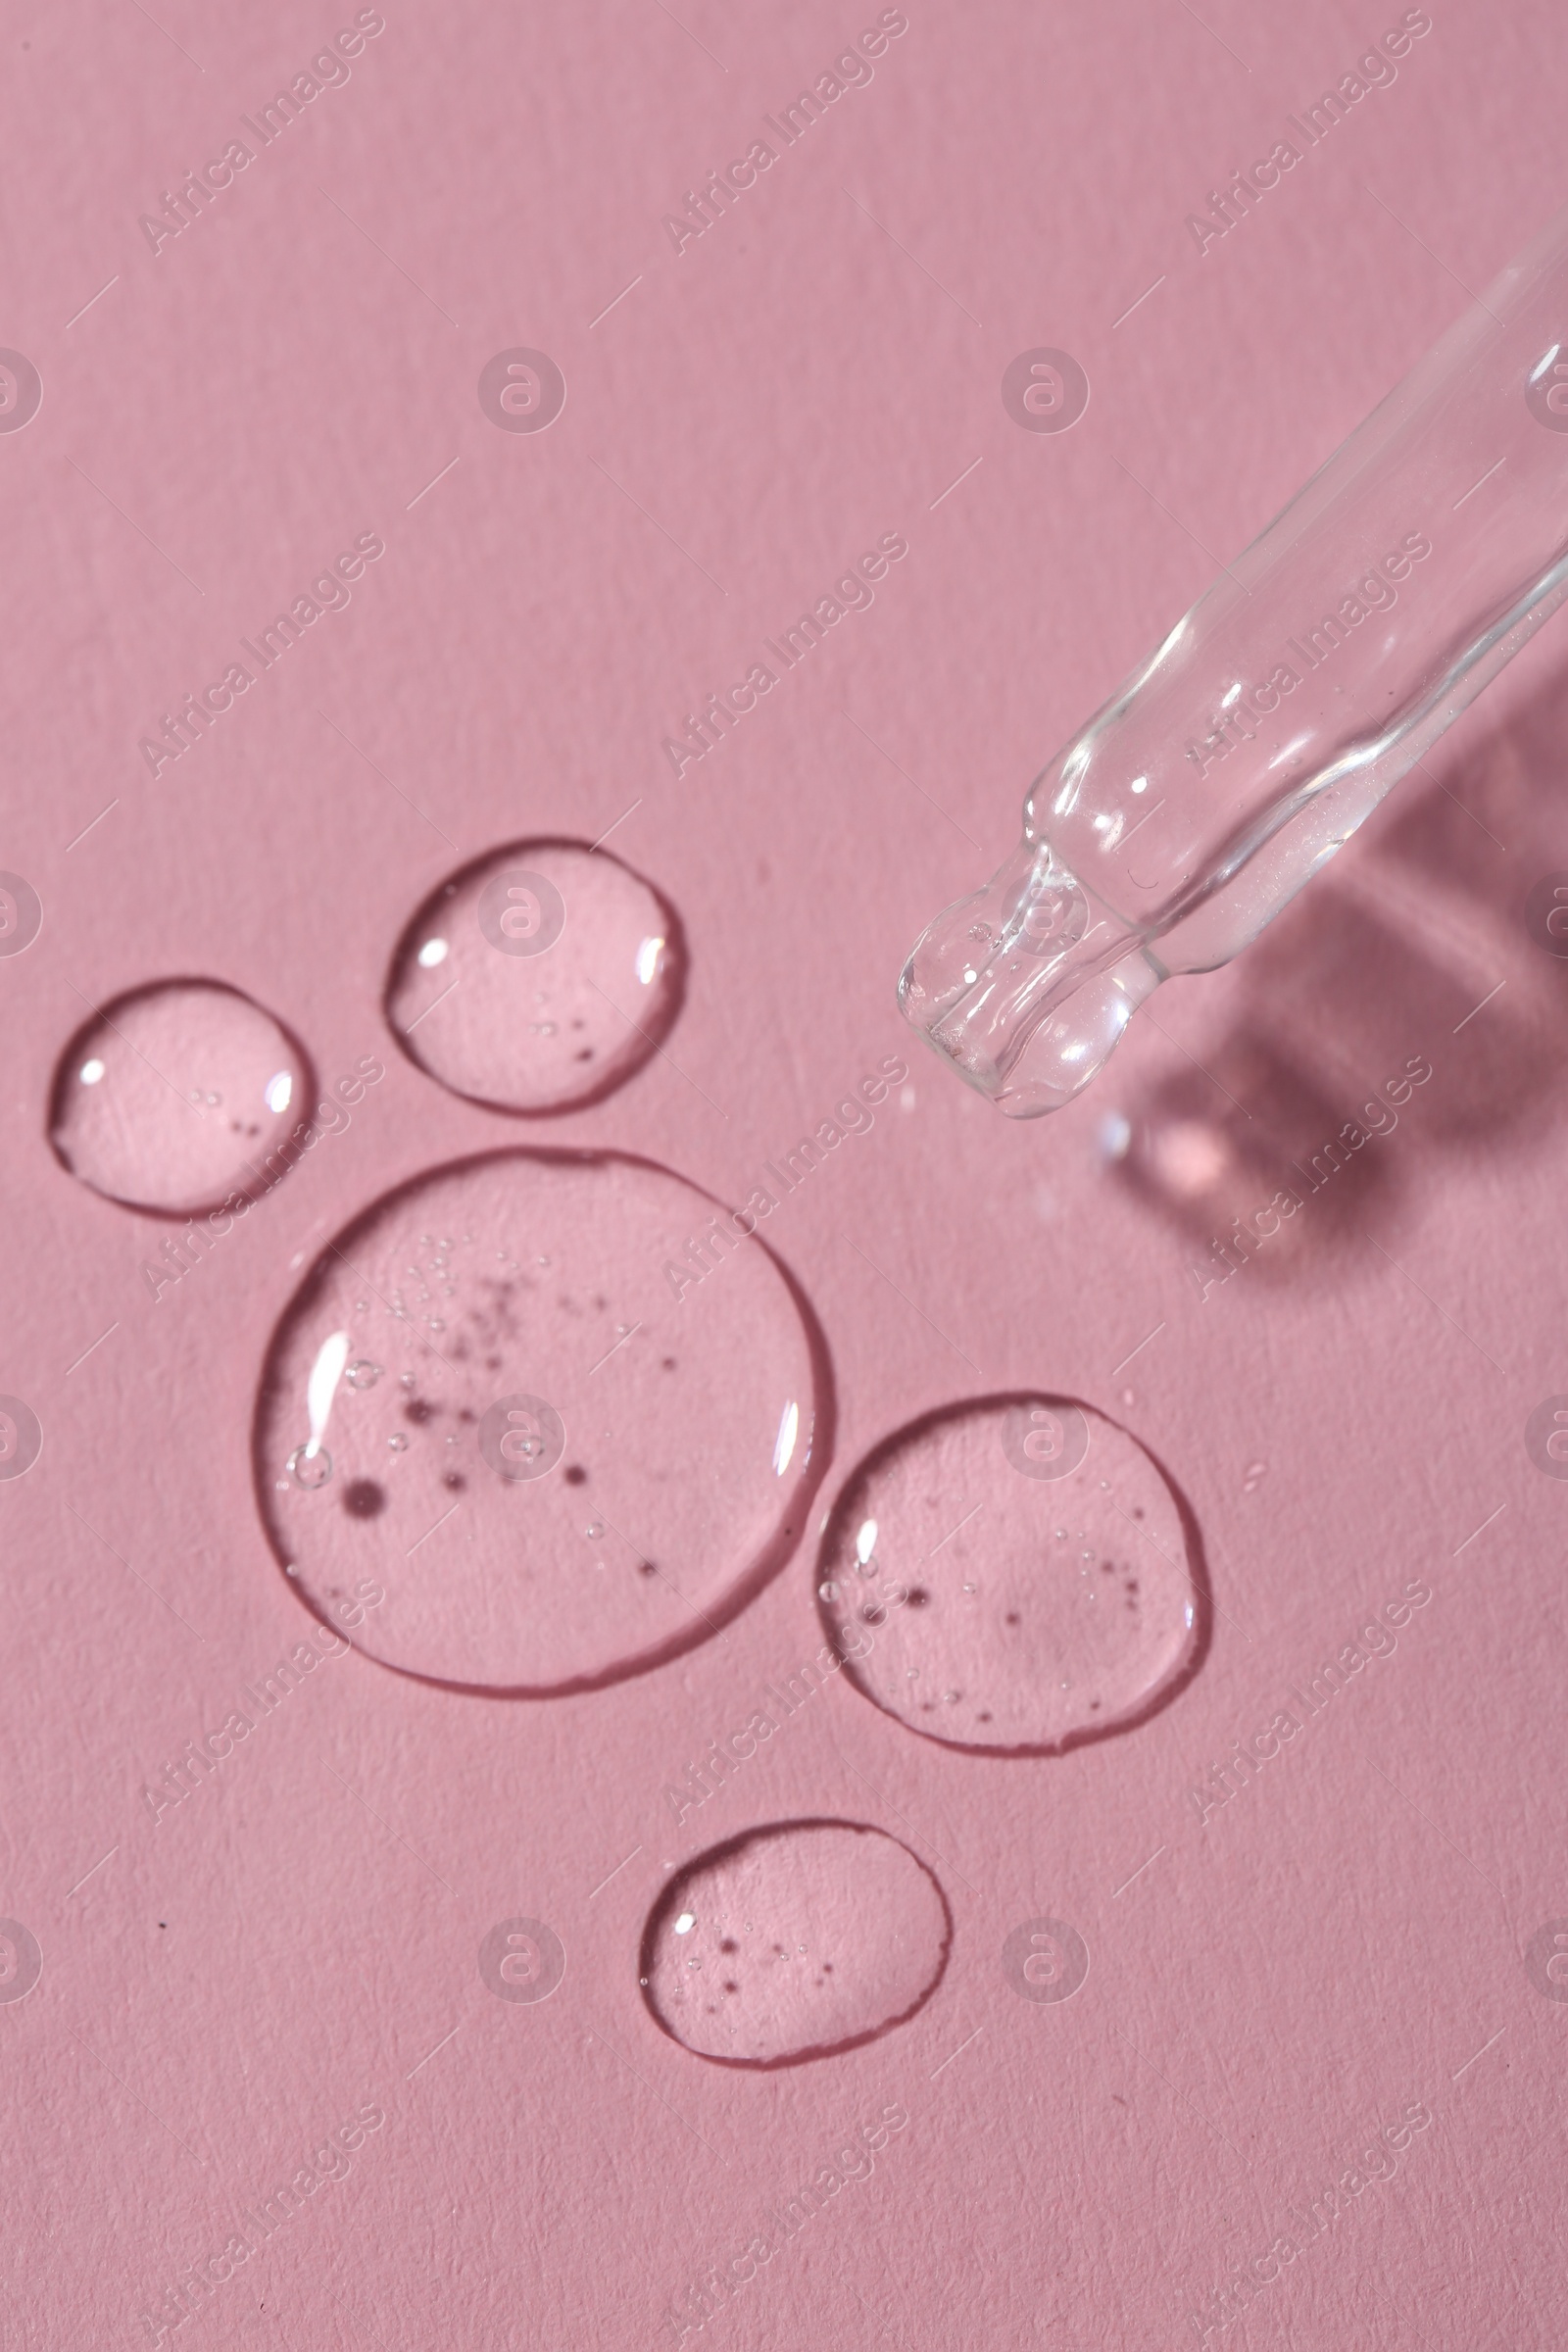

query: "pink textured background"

left=2, top=1, right=1566, bottom=2343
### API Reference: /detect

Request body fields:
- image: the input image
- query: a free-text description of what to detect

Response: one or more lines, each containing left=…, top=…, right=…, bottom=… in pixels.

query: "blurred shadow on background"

left=1107, top=654, right=1568, bottom=1280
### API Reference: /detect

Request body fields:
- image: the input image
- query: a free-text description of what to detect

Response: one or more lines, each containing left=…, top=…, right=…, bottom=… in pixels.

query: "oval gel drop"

left=253, top=1151, right=823, bottom=1690
left=815, top=1396, right=1205, bottom=1752
left=49, top=979, right=312, bottom=1217
left=385, top=839, right=684, bottom=1113
left=641, top=1820, right=951, bottom=2066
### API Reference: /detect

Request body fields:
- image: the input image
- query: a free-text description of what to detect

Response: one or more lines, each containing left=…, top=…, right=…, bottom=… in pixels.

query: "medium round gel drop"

left=49, top=980, right=312, bottom=1216
left=815, top=1396, right=1203, bottom=1752
left=385, top=839, right=685, bottom=1113
left=641, top=1821, right=951, bottom=2066
left=252, top=1151, right=822, bottom=1690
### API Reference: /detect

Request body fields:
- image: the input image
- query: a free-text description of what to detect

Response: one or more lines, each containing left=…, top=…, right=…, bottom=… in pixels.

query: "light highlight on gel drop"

left=640, top=1821, right=951, bottom=2066
left=385, top=839, right=684, bottom=1113
left=815, top=1397, right=1203, bottom=1751
left=253, top=1151, right=820, bottom=1691
left=49, top=979, right=311, bottom=1215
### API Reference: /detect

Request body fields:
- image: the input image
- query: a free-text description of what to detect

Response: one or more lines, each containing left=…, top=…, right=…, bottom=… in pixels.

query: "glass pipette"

left=899, top=203, right=1568, bottom=1116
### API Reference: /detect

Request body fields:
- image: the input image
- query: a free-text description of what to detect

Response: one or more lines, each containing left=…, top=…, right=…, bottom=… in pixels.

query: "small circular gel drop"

left=815, top=1396, right=1204, bottom=1752
left=49, top=979, right=312, bottom=1216
left=640, top=1820, right=951, bottom=2066
left=252, top=1150, right=822, bottom=1690
left=384, top=839, right=685, bottom=1113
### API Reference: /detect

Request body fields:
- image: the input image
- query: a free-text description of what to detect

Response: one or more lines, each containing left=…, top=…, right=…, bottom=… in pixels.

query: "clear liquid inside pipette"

left=900, top=205, right=1568, bottom=1116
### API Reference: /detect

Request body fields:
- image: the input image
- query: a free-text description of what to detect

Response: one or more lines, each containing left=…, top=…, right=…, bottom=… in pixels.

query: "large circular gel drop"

left=815, top=1396, right=1205, bottom=1753
left=49, top=979, right=312, bottom=1216
left=384, top=839, right=685, bottom=1113
left=640, top=1820, right=951, bottom=2067
left=252, top=1151, right=824, bottom=1690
